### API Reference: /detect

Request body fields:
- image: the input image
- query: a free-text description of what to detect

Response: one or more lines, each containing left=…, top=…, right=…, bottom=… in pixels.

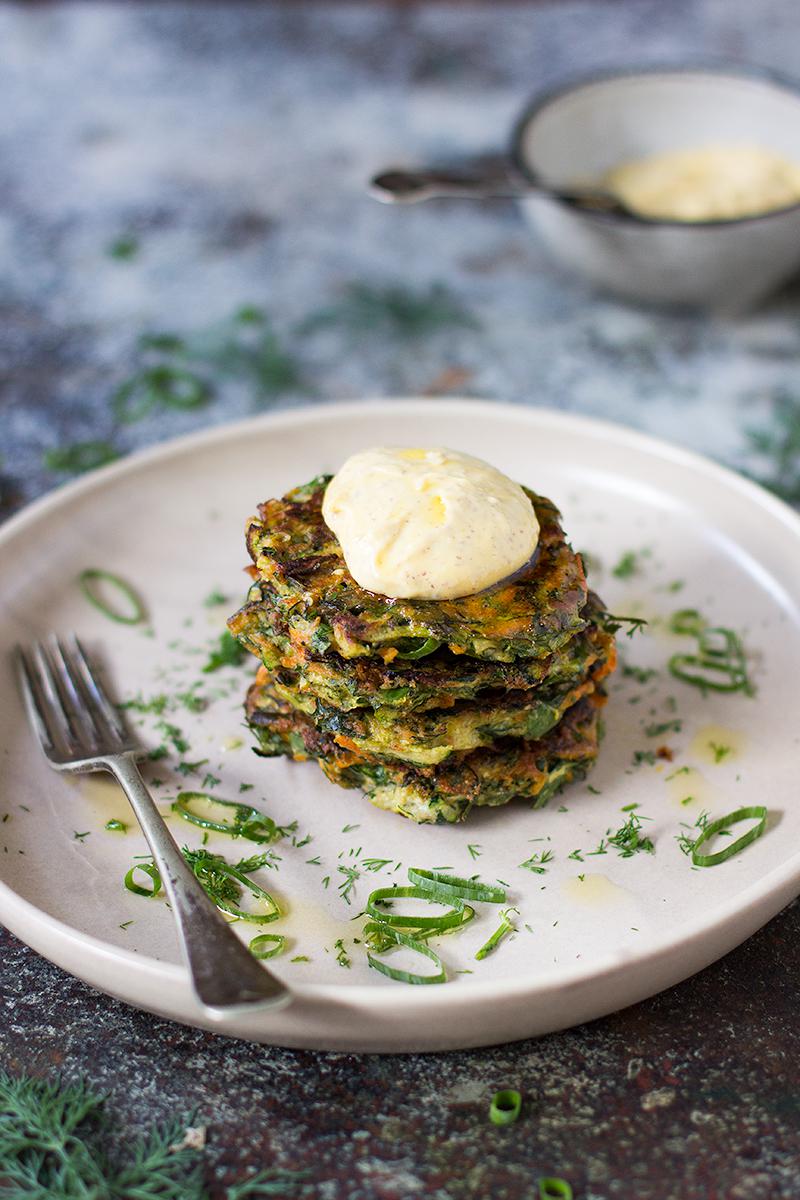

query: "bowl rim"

left=509, top=62, right=800, bottom=229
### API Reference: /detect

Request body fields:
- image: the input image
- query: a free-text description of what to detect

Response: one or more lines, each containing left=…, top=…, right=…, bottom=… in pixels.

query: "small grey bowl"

left=511, top=67, right=800, bottom=310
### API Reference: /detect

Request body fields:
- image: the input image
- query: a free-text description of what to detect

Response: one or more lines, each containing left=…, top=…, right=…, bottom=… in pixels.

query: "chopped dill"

left=608, top=814, right=655, bottom=858
left=612, top=550, right=639, bottom=579
left=202, top=631, right=246, bottom=673
left=644, top=719, right=682, bottom=738
left=337, top=865, right=360, bottom=904
left=519, top=850, right=554, bottom=874
left=334, top=938, right=351, bottom=968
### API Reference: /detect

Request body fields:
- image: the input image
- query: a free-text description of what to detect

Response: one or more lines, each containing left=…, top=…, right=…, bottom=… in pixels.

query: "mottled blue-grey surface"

left=2, top=3, right=800, bottom=1197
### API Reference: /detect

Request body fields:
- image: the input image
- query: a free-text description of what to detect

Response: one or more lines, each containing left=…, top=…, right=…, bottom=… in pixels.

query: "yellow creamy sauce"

left=606, top=144, right=800, bottom=221
left=322, top=447, right=540, bottom=600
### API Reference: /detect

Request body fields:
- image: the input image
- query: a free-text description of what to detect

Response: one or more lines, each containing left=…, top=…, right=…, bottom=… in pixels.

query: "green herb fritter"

left=241, top=476, right=588, bottom=663
left=229, top=584, right=613, bottom=714
left=246, top=679, right=603, bottom=824
left=261, top=619, right=614, bottom=766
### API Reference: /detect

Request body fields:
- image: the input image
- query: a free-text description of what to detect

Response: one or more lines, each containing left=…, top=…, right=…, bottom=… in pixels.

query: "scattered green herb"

left=107, top=235, right=139, bottom=260
left=612, top=550, right=639, bottom=579
left=519, top=850, right=554, bottom=874
left=608, top=813, right=654, bottom=858
left=0, top=1073, right=205, bottom=1200
left=597, top=611, right=648, bottom=638
left=105, top=818, right=128, bottom=833
left=113, top=365, right=210, bottom=423
left=202, top=631, right=246, bottom=673
left=645, top=719, right=682, bottom=738
left=334, top=938, right=351, bottom=968
left=300, top=281, right=477, bottom=340
left=44, top=440, right=119, bottom=475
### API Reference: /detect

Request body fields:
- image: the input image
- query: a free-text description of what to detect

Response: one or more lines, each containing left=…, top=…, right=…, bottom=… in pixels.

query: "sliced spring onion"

left=365, top=904, right=475, bottom=953
left=364, top=922, right=446, bottom=985
left=538, top=1179, right=573, bottom=1200
left=690, top=805, right=767, bottom=866
left=669, top=626, right=753, bottom=695
left=408, top=867, right=506, bottom=904
left=105, top=818, right=127, bottom=832
left=489, top=1089, right=521, bottom=1126
left=475, top=909, right=517, bottom=961
left=185, top=852, right=280, bottom=923
left=124, top=863, right=162, bottom=897
left=668, top=608, right=706, bottom=637
left=206, top=863, right=280, bottom=923
left=78, top=569, right=146, bottom=625
left=172, top=793, right=278, bottom=843
left=249, top=933, right=286, bottom=960
left=366, top=886, right=466, bottom=930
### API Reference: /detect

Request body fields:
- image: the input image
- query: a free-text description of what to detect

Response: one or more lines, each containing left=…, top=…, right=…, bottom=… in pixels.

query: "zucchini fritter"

left=246, top=680, right=602, bottom=824
left=263, top=622, right=613, bottom=765
left=229, top=584, right=612, bottom=714
left=243, top=476, right=587, bottom=663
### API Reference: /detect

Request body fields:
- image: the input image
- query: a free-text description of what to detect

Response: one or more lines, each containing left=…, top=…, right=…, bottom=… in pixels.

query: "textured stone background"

left=2, top=2, right=800, bottom=1197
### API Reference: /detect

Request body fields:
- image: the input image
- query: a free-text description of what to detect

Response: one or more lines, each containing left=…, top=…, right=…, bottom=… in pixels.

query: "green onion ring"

left=124, top=863, right=162, bottom=897
left=690, top=806, right=767, bottom=866
left=538, top=1179, right=573, bottom=1200
left=78, top=569, right=146, bottom=625
left=408, top=867, right=506, bottom=904
left=475, top=910, right=516, bottom=960
left=366, top=886, right=466, bottom=929
left=489, top=1089, right=522, bottom=1126
left=364, top=922, right=446, bottom=985
left=172, top=793, right=278, bottom=843
left=189, top=858, right=280, bottom=923
left=365, top=904, right=475, bottom=953
left=249, top=933, right=286, bottom=959
left=669, top=608, right=706, bottom=637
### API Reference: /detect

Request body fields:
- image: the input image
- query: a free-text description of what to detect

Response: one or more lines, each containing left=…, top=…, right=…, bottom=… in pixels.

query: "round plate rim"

left=2, top=396, right=800, bottom=1011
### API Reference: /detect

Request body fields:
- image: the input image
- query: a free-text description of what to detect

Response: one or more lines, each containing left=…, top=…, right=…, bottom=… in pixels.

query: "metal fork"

left=14, top=635, right=290, bottom=1017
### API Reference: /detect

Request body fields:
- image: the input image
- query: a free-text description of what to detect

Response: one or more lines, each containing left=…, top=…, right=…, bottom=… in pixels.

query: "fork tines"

left=16, top=635, right=134, bottom=765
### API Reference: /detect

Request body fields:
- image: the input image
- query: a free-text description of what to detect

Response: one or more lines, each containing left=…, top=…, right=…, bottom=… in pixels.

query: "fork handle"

left=107, top=754, right=290, bottom=1015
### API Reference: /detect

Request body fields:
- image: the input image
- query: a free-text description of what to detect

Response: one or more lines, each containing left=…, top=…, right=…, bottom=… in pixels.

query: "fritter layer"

left=245, top=682, right=602, bottom=824
left=242, top=476, right=588, bottom=663
left=229, top=585, right=613, bottom=714
left=264, top=620, right=613, bottom=765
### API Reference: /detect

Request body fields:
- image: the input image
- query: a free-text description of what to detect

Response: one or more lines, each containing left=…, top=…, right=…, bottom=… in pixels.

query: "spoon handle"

left=370, top=167, right=626, bottom=215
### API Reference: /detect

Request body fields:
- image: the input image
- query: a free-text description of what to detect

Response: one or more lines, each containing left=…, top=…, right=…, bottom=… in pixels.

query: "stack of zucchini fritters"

left=228, top=475, right=616, bottom=824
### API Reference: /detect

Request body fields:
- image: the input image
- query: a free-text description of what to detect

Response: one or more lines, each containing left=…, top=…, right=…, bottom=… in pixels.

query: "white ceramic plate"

left=2, top=400, right=800, bottom=1053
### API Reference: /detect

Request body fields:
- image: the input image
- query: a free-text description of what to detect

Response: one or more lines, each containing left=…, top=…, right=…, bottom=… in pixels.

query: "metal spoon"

left=370, top=167, right=632, bottom=217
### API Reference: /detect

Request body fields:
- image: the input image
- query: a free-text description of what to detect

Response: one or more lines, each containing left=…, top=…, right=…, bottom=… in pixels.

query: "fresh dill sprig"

left=333, top=938, right=351, bottom=968
left=597, top=611, right=648, bottom=638
left=0, top=1072, right=205, bottom=1199
left=519, top=849, right=554, bottom=874
left=612, top=550, right=639, bottom=579
left=608, top=813, right=655, bottom=858
left=202, top=631, right=246, bottom=673
left=337, top=865, right=360, bottom=905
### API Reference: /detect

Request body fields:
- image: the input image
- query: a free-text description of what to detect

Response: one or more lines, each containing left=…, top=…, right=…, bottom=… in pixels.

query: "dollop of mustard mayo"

left=606, top=144, right=800, bottom=222
left=321, top=447, right=540, bottom=600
